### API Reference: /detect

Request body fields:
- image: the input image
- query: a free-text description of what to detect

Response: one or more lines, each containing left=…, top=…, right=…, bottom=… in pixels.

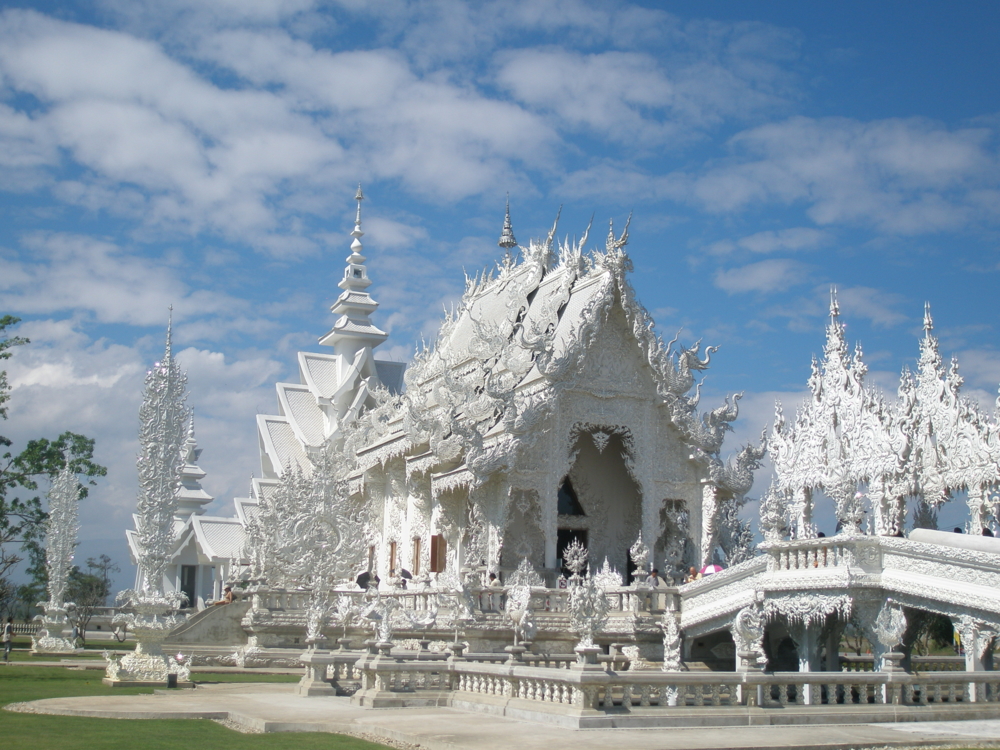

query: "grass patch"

left=0, top=664, right=387, bottom=749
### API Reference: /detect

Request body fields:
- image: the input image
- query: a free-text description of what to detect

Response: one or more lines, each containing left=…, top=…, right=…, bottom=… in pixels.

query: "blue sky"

left=1, top=1, right=998, bottom=590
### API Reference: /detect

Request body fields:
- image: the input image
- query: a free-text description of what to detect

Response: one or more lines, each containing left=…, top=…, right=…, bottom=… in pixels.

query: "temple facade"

left=235, top=190, right=762, bottom=597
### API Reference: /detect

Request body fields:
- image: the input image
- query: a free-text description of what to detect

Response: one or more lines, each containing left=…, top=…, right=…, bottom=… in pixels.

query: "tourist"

left=214, top=586, right=234, bottom=605
left=683, top=566, right=701, bottom=584
left=3, top=617, right=12, bottom=663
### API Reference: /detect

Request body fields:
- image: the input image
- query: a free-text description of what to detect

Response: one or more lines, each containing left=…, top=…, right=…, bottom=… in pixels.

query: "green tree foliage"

left=66, top=556, right=119, bottom=644
left=0, top=316, right=107, bottom=607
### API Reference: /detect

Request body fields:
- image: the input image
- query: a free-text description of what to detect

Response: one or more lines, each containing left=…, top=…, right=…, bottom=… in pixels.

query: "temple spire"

left=319, top=185, right=388, bottom=358
left=923, top=301, right=934, bottom=335
left=498, top=195, right=517, bottom=249
left=824, top=286, right=848, bottom=365
left=175, top=416, right=213, bottom=520
left=165, top=305, right=173, bottom=361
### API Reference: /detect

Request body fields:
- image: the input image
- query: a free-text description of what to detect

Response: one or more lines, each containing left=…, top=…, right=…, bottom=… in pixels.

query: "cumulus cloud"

left=832, top=286, right=908, bottom=328
left=714, top=258, right=809, bottom=294
left=0, top=232, right=252, bottom=330
left=0, top=9, right=555, bottom=253
left=494, top=20, right=798, bottom=146
left=707, top=227, right=829, bottom=256
left=692, top=116, right=1000, bottom=233
left=2, top=317, right=285, bottom=578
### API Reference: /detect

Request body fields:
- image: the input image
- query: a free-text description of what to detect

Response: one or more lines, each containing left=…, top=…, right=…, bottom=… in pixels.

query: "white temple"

left=233, top=189, right=764, bottom=597
left=126, top=421, right=244, bottom=609
left=124, top=190, right=1000, bottom=706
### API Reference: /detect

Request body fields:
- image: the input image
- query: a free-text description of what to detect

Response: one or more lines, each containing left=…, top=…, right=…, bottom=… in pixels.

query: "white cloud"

left=737, top=227, right=828, bottom=254
left=0, top=9, right=556, bottom=252
left=0, top=233, right=249, bottom=329
left=953, top=348, right=1000, bottom=393
left=494, top=19, right=798, bottom=146
left=706, top=227, right=828, bottom=256
left=692, top=116, right=1000, bottom=233
left=1, top=316, right=286, bottom=589
left=832, top=286, right=908, bottom=329
left=714, top=258, right=808, bottom=294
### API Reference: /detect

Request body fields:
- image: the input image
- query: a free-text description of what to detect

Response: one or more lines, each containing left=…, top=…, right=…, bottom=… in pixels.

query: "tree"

left=66, top=556, right=118, bottom=645
left=0, top=316, right=107, bottom=605
left=86, top=554, right=120, bottom=606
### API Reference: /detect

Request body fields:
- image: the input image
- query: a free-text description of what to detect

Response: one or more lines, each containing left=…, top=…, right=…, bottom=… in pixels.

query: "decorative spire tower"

left=174, top=418, right=213, bottom=520
left=498, top=195, right=517, bottom=250
left=319, top=185, right=388, bottom=359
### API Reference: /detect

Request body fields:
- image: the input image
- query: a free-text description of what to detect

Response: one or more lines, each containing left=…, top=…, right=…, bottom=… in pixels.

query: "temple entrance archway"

left=558, top=425, right=642, bottom=579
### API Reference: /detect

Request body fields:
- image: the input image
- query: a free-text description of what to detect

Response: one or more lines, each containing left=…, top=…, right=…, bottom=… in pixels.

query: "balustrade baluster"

left=639, top=684, right=651, bottom=707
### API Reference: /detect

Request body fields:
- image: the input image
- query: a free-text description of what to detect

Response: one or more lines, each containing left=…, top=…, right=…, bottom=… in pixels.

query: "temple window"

left=430, top=534, right=447, bottom=572
left=557, top=477, right=585, bottom=516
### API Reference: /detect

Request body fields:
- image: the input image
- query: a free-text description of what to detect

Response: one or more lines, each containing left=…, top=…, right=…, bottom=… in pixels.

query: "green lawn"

left=0, top=664, right=388, bottom=750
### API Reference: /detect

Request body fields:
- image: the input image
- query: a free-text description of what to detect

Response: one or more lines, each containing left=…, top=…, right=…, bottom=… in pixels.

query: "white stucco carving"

left=31, top=462, right=80, bottom=653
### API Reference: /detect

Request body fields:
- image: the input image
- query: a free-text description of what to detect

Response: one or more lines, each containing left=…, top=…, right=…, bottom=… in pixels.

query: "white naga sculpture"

left=31, top=461, right=81, bottom=654
left=105, top=314, right=192, bottom=685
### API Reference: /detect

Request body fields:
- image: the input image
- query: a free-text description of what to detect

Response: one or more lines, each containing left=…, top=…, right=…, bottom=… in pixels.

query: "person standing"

left=3, top=617, right=13, bottom=663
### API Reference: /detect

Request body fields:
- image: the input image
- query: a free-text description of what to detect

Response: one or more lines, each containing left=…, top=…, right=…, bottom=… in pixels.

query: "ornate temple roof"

left=255, top=186, right=404, bottom=478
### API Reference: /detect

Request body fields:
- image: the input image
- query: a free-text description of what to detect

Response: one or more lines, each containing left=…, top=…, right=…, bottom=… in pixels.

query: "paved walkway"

left=10, top=683, right=1000, bottom=750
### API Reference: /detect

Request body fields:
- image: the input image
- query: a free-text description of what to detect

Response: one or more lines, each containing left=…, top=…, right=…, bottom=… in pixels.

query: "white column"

left=700, top=483, right=718, bottom=567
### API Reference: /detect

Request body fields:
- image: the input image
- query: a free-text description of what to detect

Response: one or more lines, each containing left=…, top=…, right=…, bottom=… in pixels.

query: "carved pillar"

left=967, top=485, right=989, bottom=534
left=700, top=482, right=719, bottom=567
left=542, top=481, right=558, bottom=570
left=787, top=621, right=823, bottom=705
left=824, top=625, right=842, bottom=671
left=952, top=617, right=998, bottom=702
left=732, top=601, right=766, bottom=674
left=790, top=487, right=815, bottom=540
left=870, top=477, right=893, bottom=537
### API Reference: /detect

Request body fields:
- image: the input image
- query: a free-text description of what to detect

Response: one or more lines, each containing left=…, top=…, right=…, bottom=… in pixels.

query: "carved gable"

left=573, top=307, right=655, bottom=397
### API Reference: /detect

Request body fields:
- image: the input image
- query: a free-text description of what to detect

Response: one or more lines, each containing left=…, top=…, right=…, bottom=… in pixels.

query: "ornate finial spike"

left=829, top=287, right=839, bottom=318
left=923, top=301, right=933, bottom=334
left=165, top=306, right=174, bottom=360
left=354, top=183, right=364, bottom=226
left=498, top=194, right=517, bottom=249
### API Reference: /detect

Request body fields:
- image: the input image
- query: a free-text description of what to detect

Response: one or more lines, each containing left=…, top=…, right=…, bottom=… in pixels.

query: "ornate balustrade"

left=298, top=645, right=1000, bottom=725
left=766, top=538, right=858, bottom=572
left=683, top=535, right=1000, bottom=640
left=840, top=655, right=966, bottom=672
left=253, top=583, right=665, bottom=617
